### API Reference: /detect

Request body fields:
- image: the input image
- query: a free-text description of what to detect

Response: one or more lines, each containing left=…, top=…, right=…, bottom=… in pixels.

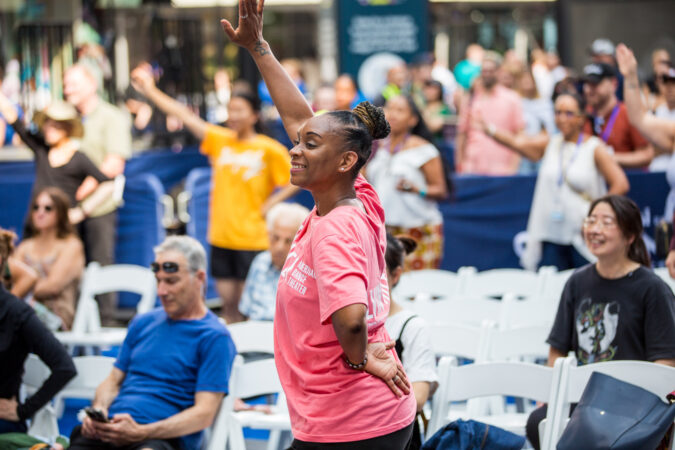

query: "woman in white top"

left=366, top=95, right=449, bottom=270
left=384, top=233, right=438, bottom=449
left=477, top=92, right=628, bottom=270
left=522, top=93, right=629, bottom=270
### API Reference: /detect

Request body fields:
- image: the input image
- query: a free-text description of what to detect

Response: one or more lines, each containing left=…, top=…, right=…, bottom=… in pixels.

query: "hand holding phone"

left=84, top=406, right=109, bottom=423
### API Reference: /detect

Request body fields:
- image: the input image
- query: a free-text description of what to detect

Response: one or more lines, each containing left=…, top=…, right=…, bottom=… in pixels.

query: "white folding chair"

left=403, top=296, right=502, bottom=328
left=499, top=293, right=557, bottom=329
left=56, top=262, right=157, bottom=348
left=226, top=320, right=275, bottom=354
left=209, top=355, right=291, bottom=450
left=460, top=268, right=541, bottom=300
left=53, top=356, right=116, bottom=418
left=547, top=356, right=675, bottom=449
left=427, top=356, right=563, bottom=448
left=540, top=268, right=575, bottom=303
left=393, top=269, right=460, bottom=301
left=22, top=354, right=59, bottom=441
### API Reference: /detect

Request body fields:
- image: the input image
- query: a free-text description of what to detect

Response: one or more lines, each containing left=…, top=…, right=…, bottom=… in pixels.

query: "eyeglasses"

left=33, top=204, right=54, bottom=212
left=554, top=110, right=579, bottom=119
left=583, top=216, right=617, bottom=229
left=150, top=261, right=180, bottom=273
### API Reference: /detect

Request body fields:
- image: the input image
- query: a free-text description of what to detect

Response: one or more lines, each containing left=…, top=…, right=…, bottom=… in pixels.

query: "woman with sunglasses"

left=0, top=92, right=109, bottom=224
left=14, top=187, right=85, bottom=330
left=221, top=1, right=416, bottom=448
left=526, top=195, right=675, bottom=449
left=481, top=92, right=629, bottom=270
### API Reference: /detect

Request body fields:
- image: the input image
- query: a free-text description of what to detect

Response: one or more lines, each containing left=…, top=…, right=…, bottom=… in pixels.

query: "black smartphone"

left=84, top=406, right=109, bottom=423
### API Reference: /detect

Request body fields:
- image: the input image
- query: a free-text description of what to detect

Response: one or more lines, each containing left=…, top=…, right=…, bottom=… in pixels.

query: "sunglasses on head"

left=150, top=261, right=180, bottom=273
left=33, top=204, right=54, bottom=212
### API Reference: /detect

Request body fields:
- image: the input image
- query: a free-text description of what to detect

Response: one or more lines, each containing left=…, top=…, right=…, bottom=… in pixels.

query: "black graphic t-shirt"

left=547, top=264, right=675, bottom=365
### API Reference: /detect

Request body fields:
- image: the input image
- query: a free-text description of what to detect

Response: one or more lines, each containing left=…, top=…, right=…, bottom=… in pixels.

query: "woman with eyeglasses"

left=0, top=92, right=109, bottom=224
left=488, top=92, right=629, bottom=271
left=525, top=195, right=675, bottom=449
left=221, top=2, right=417, bottom=448
left=13, top=187, right=85, bottom=330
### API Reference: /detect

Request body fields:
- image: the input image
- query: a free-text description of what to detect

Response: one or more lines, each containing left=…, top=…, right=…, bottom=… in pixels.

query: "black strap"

left=394, top=314, right=418, bottom=360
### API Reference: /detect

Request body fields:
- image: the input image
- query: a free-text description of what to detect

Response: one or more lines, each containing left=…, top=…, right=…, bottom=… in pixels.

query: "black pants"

left=289, top=421, right=415, bottom=450
left=69, top=425, right=180, bottom=450
left=79, top=212, right=117, bottom=325
left=526, top=403, right=576, bottom=450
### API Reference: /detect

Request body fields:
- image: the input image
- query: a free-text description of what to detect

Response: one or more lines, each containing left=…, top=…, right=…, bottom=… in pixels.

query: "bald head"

left=64, top=64, right=99, bottom=111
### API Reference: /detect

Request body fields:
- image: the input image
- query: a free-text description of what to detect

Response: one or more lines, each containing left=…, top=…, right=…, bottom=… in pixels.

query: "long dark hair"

left=23, top=187, right=75, bottom=239
left=229, top=91, right=265, bottom=134
left=588, top=195, right=651, bottom=266
left=385, top=232, right=418, bottom=275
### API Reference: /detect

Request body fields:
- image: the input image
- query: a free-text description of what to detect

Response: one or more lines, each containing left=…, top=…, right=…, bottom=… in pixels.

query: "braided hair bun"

left=352, top=101, right=390, bottom=140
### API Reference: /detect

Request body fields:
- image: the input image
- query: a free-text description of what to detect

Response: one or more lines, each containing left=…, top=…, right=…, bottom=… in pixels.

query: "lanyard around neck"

left=558, top=133, right=585, bottom=187
left=597, top=104, right=620, bottom=143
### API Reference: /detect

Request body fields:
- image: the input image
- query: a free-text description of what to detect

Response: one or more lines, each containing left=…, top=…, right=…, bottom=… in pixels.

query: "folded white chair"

left=52, top=356, right=116, bottom=418
left=56, top=262, right=156, bottom=348
left=393, top=269, right=461, bottom=302
left=427, top=356, right=563, bottom=448
left=460, top=268, right=541, bottom=301
left=22, top=354, right=59, bottom=441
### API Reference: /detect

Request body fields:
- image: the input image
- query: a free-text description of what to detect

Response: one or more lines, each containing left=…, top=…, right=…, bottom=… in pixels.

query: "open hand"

left=221, top=0, right=266, bottom=53
left=365, top=341, right=411, bottom=398
left=0, top=397, right=19, bottom=421
left=130, top=63, right=156, bottom=96
left=616, top=44, right=638, bottom=79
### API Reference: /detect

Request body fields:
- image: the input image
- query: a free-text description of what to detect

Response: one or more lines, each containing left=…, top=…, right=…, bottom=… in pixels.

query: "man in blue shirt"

left=69, top=236, right=236, bottom=450
left=239, top=202, right=309, bottom=321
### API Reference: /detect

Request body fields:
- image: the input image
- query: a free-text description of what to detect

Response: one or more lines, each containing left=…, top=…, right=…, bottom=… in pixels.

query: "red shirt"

left=584, top=102, right=648, bottom=154
left=274, top=175, right=416, bottom=442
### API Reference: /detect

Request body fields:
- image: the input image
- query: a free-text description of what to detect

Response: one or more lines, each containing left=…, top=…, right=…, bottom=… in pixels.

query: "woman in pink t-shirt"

left=221, top=1, right=417, bottom=447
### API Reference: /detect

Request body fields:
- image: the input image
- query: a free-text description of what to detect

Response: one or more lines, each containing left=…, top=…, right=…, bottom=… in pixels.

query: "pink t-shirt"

left=274, top=175, right=416, bottom=443
left=458, top=84, right=525, bottom=175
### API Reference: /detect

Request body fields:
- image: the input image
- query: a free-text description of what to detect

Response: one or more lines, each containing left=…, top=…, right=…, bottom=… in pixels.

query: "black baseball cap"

left=582, top=63, right=618, bottom=83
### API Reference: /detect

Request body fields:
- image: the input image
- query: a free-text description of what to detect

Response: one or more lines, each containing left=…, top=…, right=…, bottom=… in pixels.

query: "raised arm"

left=0, top=90, right=18, bottom=125
left=616, top=43, right=675, bottom=153
left=130, top=64, right=208, bottom=141
left=221, top=0, right=314, bottom=140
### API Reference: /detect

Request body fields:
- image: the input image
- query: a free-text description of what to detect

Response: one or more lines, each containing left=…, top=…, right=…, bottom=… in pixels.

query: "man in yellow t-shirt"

left=131, top=66, right=297, bottom=323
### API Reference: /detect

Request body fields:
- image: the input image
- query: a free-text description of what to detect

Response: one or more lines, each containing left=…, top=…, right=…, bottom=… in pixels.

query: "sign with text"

left=337, top=0, right=429, bottom=99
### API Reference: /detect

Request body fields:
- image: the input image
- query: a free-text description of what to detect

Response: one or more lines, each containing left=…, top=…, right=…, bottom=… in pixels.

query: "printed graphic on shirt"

left=575, top=298, right=619, bottom=364
left=280, top=245, right=314, bottom=296
left=216, top=147, right=265, bottom=180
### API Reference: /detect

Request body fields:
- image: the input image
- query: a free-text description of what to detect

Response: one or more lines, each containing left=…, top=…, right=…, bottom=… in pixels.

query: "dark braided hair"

left=327, top=101, right=390, bottom=175
left=385, top=232, right=418, bottom=275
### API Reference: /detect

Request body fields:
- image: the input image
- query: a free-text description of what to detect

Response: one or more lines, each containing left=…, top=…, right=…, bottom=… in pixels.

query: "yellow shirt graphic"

left=201, top=125, right=291, bottom=250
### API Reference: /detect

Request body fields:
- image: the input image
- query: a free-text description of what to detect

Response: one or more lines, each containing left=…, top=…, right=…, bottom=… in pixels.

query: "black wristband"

left=345, top=354, right=368, bottom=370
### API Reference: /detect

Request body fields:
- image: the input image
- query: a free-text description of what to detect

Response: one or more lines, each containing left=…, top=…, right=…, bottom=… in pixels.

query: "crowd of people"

left=1, top=0, right=675, bottom=448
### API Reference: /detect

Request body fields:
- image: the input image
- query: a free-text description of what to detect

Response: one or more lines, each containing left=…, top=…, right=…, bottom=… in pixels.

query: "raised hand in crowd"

left=130, top=63, right=208, bottom=140
left=616, top=43, right=675, bottom=153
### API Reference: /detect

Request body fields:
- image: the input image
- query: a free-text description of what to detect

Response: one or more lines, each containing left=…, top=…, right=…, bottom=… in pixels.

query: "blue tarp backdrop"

left=0, top=147, right=669, bottom=306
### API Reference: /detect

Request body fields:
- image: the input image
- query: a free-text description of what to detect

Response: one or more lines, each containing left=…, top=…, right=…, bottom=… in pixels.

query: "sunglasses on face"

left=150, top=261, right=180, bottom=273
left=33, top=204, right=54, bottom=212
